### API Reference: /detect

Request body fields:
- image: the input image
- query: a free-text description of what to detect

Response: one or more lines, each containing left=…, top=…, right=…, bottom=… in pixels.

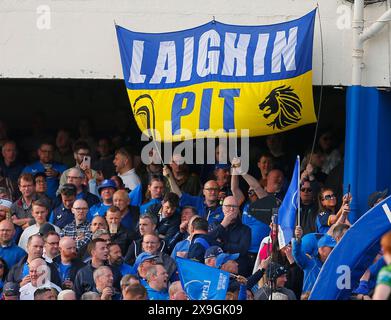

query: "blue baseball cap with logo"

left=97, top=179, right=117, bottom=194
left=215, top=253, right=240, bottom=268
left=132, top=252, right=158, bottom=273
left=204, top=246, right=224, bottom=259
left=317, top=234, right=337, bottom=249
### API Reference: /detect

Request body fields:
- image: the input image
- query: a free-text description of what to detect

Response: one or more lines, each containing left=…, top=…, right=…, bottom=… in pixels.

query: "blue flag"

left=277, top=156, right=300, bottom=248
left=176, top=257, right=230, bottom=300
left=128, top=183, right=142, bottom=206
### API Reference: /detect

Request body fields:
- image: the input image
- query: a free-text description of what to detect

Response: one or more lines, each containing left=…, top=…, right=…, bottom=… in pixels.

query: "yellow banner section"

left=127, top=71, right=316, bottom=142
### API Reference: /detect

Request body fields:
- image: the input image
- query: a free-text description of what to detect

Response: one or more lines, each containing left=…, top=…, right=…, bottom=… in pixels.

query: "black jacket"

left=296, top=202, right=318, bottom=236
left=147, top=204, right=181, bottom=246
left=6, top=255, right=62, bottom=287
left=124, top=238, right=166, bottom=266
left=73, top=261, right=121, bottom=299
left=110, top=226, right=138, bottom=256
left=52, top=255, right=86, bottom=286
left=208, top=219, right=251, bottom=276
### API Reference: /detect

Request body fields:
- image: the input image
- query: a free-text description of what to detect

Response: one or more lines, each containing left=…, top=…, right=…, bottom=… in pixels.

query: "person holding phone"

left=316, top=188, right=351, bottom=234
left=58, top=140, right=98, bottom=194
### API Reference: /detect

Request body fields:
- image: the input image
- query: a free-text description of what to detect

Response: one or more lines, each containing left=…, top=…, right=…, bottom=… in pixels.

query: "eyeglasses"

left=301, top=188, right=312, bottom=193
left=73, top=207, right=88, bottom=211
left=322, top=194, right=336, bottom=201
left=223, top=205, right=239, bottom=209
left=204, top=188, right=219, bottom=192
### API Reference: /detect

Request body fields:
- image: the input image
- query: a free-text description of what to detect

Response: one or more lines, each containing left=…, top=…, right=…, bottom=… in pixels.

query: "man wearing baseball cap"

left=132, top=252, right=158, bottom=287
left=292, top=226, right=336, bottom=293
left=87, top=179, right=117, bottom=222
left=254, top=262, right=296, bottom=300
left=2, top=282, right=20, bottom=300
left=204, top=246, right=224, bottom=268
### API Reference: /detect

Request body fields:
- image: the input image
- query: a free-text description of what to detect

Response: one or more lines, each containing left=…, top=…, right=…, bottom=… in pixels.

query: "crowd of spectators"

left=0, top=117, right=390, bottom=301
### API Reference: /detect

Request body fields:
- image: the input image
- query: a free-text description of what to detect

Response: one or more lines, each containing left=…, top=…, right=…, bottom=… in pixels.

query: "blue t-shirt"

left=241, top=202, right=271, bottom=253
left=21, top=262, right=29, bottom=278
left=58, top=262, right=72, bottom=282
left=0, top=243, right=27, bottom=270
left=140, top=198, right=161, bottom=215
left=170, top=239, right=191, bottom=259
left=145, top=284, right=169, bottom=300
left=87, top=203, right=111, bottom=222
left=23, top=161, right=67, bottom=199
left=120, top=263, right=134, bottom=276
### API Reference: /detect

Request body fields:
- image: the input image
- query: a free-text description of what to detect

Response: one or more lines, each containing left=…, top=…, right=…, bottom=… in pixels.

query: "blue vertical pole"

left=344, top=86, right=361, bottom=223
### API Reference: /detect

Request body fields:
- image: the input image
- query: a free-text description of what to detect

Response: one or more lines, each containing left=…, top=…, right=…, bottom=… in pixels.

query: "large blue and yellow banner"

left=116, top=10, right=317, bottom=141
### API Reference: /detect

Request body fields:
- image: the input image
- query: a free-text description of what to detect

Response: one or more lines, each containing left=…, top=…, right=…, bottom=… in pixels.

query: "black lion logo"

left=259, top=85, right=302, bottom=130
left=132, top=94, right=156, bottom=139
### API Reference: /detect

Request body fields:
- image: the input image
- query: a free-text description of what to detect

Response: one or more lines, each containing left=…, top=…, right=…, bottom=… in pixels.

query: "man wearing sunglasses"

left=297, top=180, right=319, bottom=236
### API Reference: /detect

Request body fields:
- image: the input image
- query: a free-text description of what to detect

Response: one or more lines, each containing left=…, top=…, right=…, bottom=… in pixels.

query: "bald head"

left=59, top=236, right=75, bottom=248
left=73, top=199, right=88, bottom=209
left=29, top=258, right=49, bottom=286
left=30, top=257, right=46, bottom=269
left=59, top=237, right=77, bottom=261
left=0, top=219, right=15, bottom=245
left=72, top=199, right=89, bottom=223
left=113, top=189, right=130, bottom=212
left=223, top=196, right=238, bottom=207
left=222, top=196, right=240, bottom=220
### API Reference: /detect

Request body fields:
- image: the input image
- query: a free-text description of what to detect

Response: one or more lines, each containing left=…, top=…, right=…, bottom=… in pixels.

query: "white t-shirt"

left=119, top=168, right=141, bottom=191
left=19, top=282, right=62, bottom=300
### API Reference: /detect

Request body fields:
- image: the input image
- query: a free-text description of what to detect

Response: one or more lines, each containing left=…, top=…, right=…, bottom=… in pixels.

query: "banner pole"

left=297, top=155, right=301, bottom=227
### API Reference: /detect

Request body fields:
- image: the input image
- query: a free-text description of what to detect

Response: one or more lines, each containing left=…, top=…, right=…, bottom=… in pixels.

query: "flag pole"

left=297, top=155, right=301, bottom=227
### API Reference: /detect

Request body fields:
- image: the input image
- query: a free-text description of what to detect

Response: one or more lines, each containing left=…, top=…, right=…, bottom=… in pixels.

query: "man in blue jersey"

left=87, top=179, right=117, bottom=222
left=22, top=142, right=66, bottom=199
left=144, top=263, right=169, bottom=300
left=49, top=183, right=76, bottom=229
left=292, top=226, right=336, bottom=294
left=163, top=166, right=223, bottom=227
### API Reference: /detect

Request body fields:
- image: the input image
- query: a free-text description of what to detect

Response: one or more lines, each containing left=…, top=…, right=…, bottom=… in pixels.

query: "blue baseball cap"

left=214, top=163, right=231, bottom=171
left=317, top=234, right=337, bottom=249
left=132, top=252, right=158, bottom=272
left=215, top=253, right=240, bottom=268
left=3, top=282, right=20, bottom=296
left=204, top=246, right=224, bottom=259
left=97, top=179, right=117, bottom=194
